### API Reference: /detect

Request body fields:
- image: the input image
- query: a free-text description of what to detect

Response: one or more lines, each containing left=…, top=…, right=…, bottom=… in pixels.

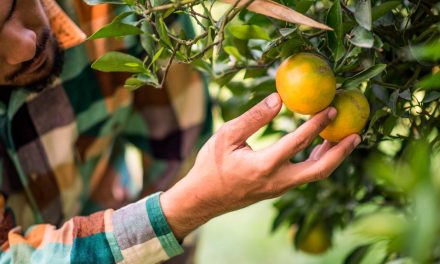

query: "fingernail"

left=265, top=93, right=280, bottom=109
left=327, top=107, right=337, bottom=120
left=353, top=135, right=361, bottom=147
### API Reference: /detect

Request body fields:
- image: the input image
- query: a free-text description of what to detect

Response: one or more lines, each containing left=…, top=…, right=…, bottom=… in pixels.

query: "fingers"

left=258, top=107, right=337, bottom=166
left=308, top=140, right=334, bottom=161
left=223, top=93, right=282, bottom=146
left=308, top=144, right=322, bottom=160
left=281, top=134, right=361, bottom=186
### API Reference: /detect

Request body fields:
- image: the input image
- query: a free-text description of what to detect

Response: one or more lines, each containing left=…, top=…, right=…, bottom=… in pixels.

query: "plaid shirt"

left=0, top=1, right=211, bottom=263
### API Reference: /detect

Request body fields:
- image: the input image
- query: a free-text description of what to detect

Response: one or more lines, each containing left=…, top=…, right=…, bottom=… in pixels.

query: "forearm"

left=0, top=193, right=182, bottom=264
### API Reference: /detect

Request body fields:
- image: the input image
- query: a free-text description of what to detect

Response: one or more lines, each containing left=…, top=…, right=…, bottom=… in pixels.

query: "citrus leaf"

left=355, top=0, right=372, bottom=30
left=140, top=21, right=156, bottom=57
left=124, top=73, right=159, bottom=90
left=408, top=39, right=440, bottom=61
left=91, top=51, right=144, bottom=73
left=149, top=47, right=165, bottom=68
left=389, top=90, right=399, bottom=114
left=229, top=25, right=271, bottom=40
left=352, top=212, right=407, bottom=239
left=399, top=89, right=411, bottom=101
left=342, top=64, right=387, bottom=88
left=157, top=17, right=173, bottom=48
left=88, top=12, right=141, bottom=39
left=423, top=91, right=440, bottom=103
left=293, top=0, right=314, bottom=14
left=327, top=0, right=345, bottom=62
left=417, top=73, right=440, bottom=90
left=372, top=1, right=400, bottom=21
left=349, top=26, right=374, bottom=48
left=220, top=0, right=332, bottom=30
left=344, top=245, right=371, bottom=264
left=224, top=46, right=244, bottom=61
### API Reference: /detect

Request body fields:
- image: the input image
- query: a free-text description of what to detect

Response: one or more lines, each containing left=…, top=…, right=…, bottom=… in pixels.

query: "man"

left=0, top=0, right=361, bottom=263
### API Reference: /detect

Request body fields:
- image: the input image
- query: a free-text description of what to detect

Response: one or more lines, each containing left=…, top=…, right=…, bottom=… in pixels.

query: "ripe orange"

left=320, top=90, right=370, bottom=142
left=276, top=53, right=336, bottom=114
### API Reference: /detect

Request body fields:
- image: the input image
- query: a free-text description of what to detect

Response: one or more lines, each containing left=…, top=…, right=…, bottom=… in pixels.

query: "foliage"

left=83, top=0, right=440, bottom=262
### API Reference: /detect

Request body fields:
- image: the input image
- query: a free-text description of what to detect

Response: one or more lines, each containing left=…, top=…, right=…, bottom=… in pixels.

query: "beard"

left=1, top=28, right=65, bottom=93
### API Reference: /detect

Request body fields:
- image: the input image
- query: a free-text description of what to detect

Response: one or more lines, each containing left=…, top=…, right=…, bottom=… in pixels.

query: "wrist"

left=160, top=180, right=211, bottom=241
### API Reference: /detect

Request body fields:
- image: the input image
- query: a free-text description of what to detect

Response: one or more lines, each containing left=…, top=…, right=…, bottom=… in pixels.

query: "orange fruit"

left=320, top=89, right=370, bottom=142
left=276, top=53, right=336, bottom=114
left=298, top=223, right=332, bottom=254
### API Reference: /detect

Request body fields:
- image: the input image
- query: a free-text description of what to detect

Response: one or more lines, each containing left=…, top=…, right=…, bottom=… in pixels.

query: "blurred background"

left=89, top=0, right=440, bottom=262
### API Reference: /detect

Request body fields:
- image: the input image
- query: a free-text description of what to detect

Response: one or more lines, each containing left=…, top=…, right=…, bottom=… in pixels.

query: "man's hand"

left=160, top=93, right=360, bottom=240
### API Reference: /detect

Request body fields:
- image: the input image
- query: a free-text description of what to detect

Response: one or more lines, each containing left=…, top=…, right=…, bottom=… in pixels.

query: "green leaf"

left=191, top=59, right=211, bottom=74
left=124, top=73, right=159, bottom=90
left=349, top=26, right=374, bottom=48
left=88, top=23, right=142, bottom=39
left=229, top=25, right=271, bottom=41
left=352, top=212, right=407, bottom=239
left=157, top=17, right=173, bottom=48
left=91, top=51, right=144, bottom=73
left=294, top=0, right=314, bottom=14
left=279, top=28, right=296, bottom=37
left=399, top=89, right=411, bottom=100
left=88, top=12, right=141, bottom=39
left=140, top=21, right=156, bottom=57
left=388, top=89, right=399, bottom=114
left=344, top=245, right=371, bottom=264
left=383, top=114, right=397, bottom=135
left=423, top=91, right=440, bottom=103
left=355, top=0, right=372, bottom=30
left=224, top=46, right=243, bottom=61
left=327, top=0, right=345, bottom=62
left=342, top=64, right=387, bottom=88
left=367, top=109, right=388, bottom=131
left=244, top=69, right=267, bottom=79
left=149, top=47, right=165, bottom=68
left=417, top=73, right=440, bottom=90
left=408, top=39, right=440, bottom=61
left=151, top=0, right=170, bottom=6
left=372, top=1, right=400, bottom=21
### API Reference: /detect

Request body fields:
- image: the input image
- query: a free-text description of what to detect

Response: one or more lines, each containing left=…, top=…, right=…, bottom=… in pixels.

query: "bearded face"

left=0, top=0, right=64, bottom=91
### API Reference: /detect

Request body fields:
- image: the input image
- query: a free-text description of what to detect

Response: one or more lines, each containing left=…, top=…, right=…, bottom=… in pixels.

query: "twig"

left=189, top=7, right=208, bottom=30
left=188, top=40, right=221, bottom=61
left=168, top=31, right=209, bottom=46
left=143, top=0, right=200, bottom=15
left=200, top=1, right=217, bottom=25
left=216, top=0, right=256, bottom=54
left=161, top=44, right=180, bottom=88
left=149, top=20, right=208, bottom=46
left=214, top=61, right=276, bottom=78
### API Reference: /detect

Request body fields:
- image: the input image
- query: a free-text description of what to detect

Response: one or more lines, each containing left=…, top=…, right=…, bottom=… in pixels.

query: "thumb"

left=224, top=93, right=282, bottom=146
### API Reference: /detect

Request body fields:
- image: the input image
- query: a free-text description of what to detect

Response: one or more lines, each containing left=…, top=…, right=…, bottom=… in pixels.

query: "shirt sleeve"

left=0, top=192, right=183, bottom=264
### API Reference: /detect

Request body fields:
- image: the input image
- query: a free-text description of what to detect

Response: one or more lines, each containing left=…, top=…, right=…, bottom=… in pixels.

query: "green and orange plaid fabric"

left=0, top=1, right=211, bottom=262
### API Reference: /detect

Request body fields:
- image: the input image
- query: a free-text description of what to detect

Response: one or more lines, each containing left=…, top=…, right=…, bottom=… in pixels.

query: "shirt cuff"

left=146, top=192, right=184, bottom=258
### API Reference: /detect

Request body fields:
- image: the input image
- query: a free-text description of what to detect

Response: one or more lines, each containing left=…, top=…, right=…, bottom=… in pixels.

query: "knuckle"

left=291, top=135, right=310, bottom=151
left=311, top=117, right=329, bottom=132
left=342, top=144, right=354, bottom=157
left=247, top=108, right=265, bottom=123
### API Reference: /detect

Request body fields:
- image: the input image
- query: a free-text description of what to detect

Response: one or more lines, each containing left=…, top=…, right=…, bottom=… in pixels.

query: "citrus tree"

left=83, top=0, right=440, bottom=262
